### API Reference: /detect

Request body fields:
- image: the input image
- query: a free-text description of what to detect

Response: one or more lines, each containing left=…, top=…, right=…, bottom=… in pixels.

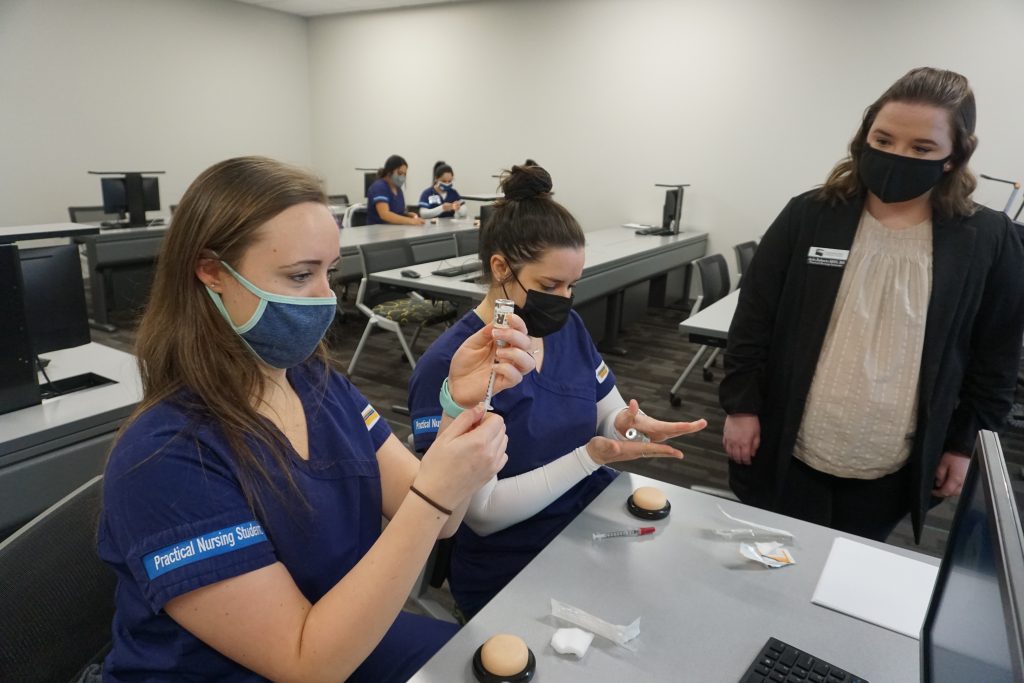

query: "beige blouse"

left=793, top=211, right=933, bottom=479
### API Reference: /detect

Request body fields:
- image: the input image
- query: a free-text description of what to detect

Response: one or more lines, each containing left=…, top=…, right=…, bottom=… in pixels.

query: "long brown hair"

left=125, top=156, right=329, bottom=513
left=819, top=67, right=978, bottom=218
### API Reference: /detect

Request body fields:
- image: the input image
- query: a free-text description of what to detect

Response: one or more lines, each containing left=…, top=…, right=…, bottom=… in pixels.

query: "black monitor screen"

left=19, top=245, right=91, bottom=355
left=921, top=431, right=1024, bottom=682
left=662, top=188, right=680, bottom=231
left=101, top=176, right=160, bottom=215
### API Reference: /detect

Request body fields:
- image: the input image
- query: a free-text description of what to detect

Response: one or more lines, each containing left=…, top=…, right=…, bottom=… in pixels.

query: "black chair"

left=0, top=476, right=115, bottom=682
left=454, top=229, right=480, bottom=257
left=411, top=237, right=456, bottom=264
left=169, top=203, right=178, bottom=215
left=348, top=242, right=456, bottom=375
left=734, top=240, right=758, bottom=282
left=343, top=203, right=368, bottom=228
left=669, top=253, right=731, bottom=406
left=68, top=206, right=121, bottom=224
left=479, top=203, right=496, bottom=228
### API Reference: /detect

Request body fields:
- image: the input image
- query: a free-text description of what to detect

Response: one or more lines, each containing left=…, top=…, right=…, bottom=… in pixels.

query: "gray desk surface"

left=340, top=217, right=478, bottom=249
left=0, top=222, right=100, bottom=243
left=0, top=343, right=142, bottom=462
left=679, top=289, right=738, bottom=344
left=371, top=228, right=709, bottom=301
left=411, top=473, right=933, bottom=682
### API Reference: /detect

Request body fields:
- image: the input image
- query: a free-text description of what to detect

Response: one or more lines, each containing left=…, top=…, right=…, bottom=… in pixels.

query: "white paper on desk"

left=811, top=537, right=938, bottom=639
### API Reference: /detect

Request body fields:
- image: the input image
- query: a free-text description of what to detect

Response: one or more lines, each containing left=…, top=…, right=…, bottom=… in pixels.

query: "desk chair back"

left=343, top=203, right=368, bottom=229
left=68, top=206, right=121, bottom=224
left=734, top=241, right=758, bottom=281
left=669, top=253, right=732, bottom=406
left=454, top=230, right=480, bottom=257
left=0, top=476, right=114, bottom=683
left=412, top=238, right=456, bottom=264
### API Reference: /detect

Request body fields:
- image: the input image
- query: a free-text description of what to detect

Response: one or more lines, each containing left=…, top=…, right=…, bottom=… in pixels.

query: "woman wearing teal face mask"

left=94, top=157, right=537, bottom=682
left=367, top=154, right=424, bottom=225
left=720, top=67, right=1024, bottom=544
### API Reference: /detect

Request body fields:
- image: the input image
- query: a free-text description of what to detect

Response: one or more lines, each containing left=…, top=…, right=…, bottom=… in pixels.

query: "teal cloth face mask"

left=206, top=262, right=336, bottom=369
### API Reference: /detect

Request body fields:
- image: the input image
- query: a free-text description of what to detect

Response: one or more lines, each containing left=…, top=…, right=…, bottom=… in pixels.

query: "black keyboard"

left=432, top=262, right=479, bottom=277
left=740, top=638, right=868, bottom=683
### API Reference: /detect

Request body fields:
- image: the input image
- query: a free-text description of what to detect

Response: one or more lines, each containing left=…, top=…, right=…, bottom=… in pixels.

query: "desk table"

left=0, top=343, right=141, bottom=538
left=679, top=289, right=738, bottom=348
left=412, top=473, right=932, bottom=682
left=0, top=223, right=100, bottom=243
left=338, top=217, right=479, bottom=280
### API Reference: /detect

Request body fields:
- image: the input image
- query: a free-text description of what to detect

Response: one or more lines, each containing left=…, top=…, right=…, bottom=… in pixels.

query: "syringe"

left=482, top=299, right=515, bottom=412
left=592, top=527, right=656, bottom=541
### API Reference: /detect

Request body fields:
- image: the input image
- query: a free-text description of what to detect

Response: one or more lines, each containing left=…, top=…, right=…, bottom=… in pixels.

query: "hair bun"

left=501, top=165, right=552, bottom=201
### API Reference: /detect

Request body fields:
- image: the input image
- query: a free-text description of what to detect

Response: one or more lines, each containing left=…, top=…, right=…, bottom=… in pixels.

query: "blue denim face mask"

left=206, top=261, right=337, bottom=369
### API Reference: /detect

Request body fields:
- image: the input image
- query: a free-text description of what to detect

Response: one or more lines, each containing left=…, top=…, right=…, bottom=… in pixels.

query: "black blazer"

left=720, top=190, right=1024, bottom=541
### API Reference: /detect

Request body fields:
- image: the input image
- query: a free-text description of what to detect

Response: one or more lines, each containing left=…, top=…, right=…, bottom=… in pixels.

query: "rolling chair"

left=68, top=206, right=121, bottom=224
left=454, top=229, right=480, bottom=257
left=342, top=203, right=368, bottom=229
left=348, top=242, right=456, bottom=376
left=0, top=475, right=115, bottom=682
left=669, top=253, right=731, bottom=407
left=734, top=240, right=758, bottom=282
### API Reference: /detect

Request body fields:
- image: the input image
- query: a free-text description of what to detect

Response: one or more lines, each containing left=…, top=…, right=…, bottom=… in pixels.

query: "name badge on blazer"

left=807, top=247, right=849, bottom=268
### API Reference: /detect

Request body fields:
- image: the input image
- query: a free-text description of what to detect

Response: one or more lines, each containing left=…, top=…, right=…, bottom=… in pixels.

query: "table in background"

left=0, top=343, right=141, bottom=539
left=679, top=289, right=738, bottom=347
left=0, top=223, right=100, bottom=243
left=338, top=217, right=478, bottom=281
left=411, top=473, right=931, bottom=682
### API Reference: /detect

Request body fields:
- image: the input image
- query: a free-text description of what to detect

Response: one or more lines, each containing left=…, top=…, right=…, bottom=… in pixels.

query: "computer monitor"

left=18, top=245, right=91, bottom=355
left=662, top=188, right=681, bottom=233
left=0, top=245, right=42, bottom=415
left=480, top=203, right=496, bottom=229
left=364, top=172, right=377, bottom=197
left=100, top=174, right=160, bottom=227
left=921, top=430, right=1024, bottom=682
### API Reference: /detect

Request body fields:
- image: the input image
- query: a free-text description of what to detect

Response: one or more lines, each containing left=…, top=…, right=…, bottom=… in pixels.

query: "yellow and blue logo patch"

left=361, top=404, right=380, bottom=430
left=595, top=360, right=610, bottom=383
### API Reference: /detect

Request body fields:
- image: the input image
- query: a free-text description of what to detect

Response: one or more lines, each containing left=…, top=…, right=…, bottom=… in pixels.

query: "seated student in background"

left=720, top=67, right=1024, bottom=544
left=419, top=161, right=467, bottom=219
left=408, top=164, right=707, bottom=620
left=367, top=154, right=424, bottom=225
left=96, top=156, right=538, bottom=682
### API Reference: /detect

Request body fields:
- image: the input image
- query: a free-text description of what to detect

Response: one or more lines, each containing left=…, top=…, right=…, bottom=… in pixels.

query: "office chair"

left=0, top=476, right=115, bottom=682
left=734, top=240, right=758, bottom=282
left=68, top=206, right=121, bottom=224
left=348, top=242, right=456, bottom=375
left=342, top=203, right=368, bottom=229
left=669, top=253, right=731, bottom=407
left=169, top=204, right=178, bottom=215
left=454, top=229, right=480, bottom=257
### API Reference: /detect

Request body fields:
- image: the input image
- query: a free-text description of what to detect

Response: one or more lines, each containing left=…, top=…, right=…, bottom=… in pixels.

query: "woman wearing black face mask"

left=720, top=67, right=1024, bottom=544
left=408, top=164, right=707, bottom=619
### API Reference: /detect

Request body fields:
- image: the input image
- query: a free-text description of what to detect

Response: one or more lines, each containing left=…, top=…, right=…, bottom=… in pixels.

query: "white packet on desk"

left=550, top=598, right=640, bottom=649
left=715, top=504, right=794, bottom=541
left=740, top=541, right=796, bottom=568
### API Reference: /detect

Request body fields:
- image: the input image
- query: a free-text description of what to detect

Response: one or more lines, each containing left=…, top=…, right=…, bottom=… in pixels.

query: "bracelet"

left=439, top=377, right=467, bottom=418
left=409, top=485, right=452, bottom=516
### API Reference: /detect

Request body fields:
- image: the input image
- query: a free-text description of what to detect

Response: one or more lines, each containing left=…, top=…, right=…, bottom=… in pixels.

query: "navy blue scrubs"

left=366, top=178, right=406, bottom=225
left=418, top=185, right=463, bottom=218
left=408, top=310, right=618, bottom=618
left=98, top=360, right=457, bottom=682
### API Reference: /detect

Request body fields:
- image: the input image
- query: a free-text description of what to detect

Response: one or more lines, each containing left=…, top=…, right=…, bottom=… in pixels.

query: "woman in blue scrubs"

left=408, top=164, right=707, bottom=619
left=366, top=154, right=424, bottom=225
left=418, top=161, right=467, bottom=219
left=96, top=157, right=536, bottom=682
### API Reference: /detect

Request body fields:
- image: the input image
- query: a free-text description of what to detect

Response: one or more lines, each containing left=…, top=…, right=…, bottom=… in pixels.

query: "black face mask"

left=858, top=145, right=950, bottom=203
left=503, top=270, right=574, bottom=338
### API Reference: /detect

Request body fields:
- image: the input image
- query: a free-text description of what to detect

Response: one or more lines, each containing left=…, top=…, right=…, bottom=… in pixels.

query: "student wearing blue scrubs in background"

left=408, top=164, right=708, bottom=619
left=366, top=154, right=424, bottom=225
left=95, top=157, right=537, bottom=682
left=418, top=161, right=467, bottom=219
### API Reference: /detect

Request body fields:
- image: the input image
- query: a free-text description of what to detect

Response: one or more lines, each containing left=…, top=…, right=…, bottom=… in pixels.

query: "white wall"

left=308, top=0, right=1024, bottom=255
left=0, top=0, right=312, bottom=226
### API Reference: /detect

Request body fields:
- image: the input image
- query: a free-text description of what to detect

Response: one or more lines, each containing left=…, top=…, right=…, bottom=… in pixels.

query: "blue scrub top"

left=418, top=185, right=463, bottom=218
left=408, top=310, right=618, bottom=618
left=366, top=178, right=406, bottom=225
left=98, top=361, right=457, bottom=682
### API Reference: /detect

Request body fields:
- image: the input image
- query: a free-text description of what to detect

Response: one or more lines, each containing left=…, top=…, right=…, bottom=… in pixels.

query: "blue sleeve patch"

left=413, top=415, right=442, bottom=436
left=372, top=195, right=389, bottom=203
left=142, top=520, right=268, bottom=580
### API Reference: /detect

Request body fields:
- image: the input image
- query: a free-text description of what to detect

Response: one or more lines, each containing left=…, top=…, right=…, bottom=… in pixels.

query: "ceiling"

left=231, top=0, right=476, bottom=18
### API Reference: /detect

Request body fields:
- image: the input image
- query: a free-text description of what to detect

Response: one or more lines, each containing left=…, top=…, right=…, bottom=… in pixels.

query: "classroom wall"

left=0, top=0, right=312, bottom=226
left=308, top=0, right=1024, bottom=254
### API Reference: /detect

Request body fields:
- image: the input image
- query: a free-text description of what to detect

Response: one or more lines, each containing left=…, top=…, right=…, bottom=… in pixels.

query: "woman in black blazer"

left=720, top=67, right=1024, bottom=543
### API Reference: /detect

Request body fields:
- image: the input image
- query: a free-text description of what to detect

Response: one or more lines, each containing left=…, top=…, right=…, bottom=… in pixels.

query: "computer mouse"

left=401, top=269, right=421, bottom=278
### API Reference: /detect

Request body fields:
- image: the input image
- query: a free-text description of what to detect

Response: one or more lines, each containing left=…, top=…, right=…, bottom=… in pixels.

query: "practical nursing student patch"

left=142, top=521, right=268, bottom=580
left=361, top=404, right=381, bottom=430
left=595, top=360, right=610, bottom=383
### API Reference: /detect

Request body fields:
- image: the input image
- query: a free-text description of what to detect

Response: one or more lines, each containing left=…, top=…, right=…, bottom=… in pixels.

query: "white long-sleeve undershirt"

left=463, top=386, right=628, bottom=536
left=418, top=190, right=469, bottom=219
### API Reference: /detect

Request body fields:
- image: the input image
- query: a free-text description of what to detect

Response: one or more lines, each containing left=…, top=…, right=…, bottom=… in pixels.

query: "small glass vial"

left=493, top=299, right=515, bottom=346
